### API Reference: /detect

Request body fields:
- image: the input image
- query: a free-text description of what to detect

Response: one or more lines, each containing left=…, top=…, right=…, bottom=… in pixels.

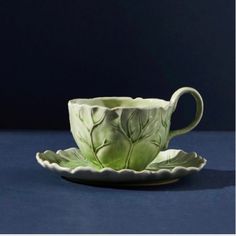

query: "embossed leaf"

left=120, top=109, right=156, bottom=142
left=138, top=109, right=161, bottom=140
left=127, top=110, right=144, bottom=142
left=38, top=148, right=101, bottom=169
left=119, top=110, right=134, bottom=138
left=77, top=107, right=94, bottom=130
left=91, top=107, right=106, bottom=124
left=145, top=150, right=205, bottom=171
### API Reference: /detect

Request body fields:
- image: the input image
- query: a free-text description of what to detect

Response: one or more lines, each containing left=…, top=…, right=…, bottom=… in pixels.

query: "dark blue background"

left=0, top=0, right=234, bottom=130
left=0, top=131, right=235, bottom=233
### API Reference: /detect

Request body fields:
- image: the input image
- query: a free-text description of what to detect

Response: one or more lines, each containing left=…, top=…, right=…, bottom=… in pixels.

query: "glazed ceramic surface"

left=68, top=87, right=204, bottom=171
left=36, top=148, right=206, bottom=186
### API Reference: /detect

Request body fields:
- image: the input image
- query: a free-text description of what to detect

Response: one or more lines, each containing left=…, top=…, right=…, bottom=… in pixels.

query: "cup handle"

left=168, top=87, right=204, bottom=143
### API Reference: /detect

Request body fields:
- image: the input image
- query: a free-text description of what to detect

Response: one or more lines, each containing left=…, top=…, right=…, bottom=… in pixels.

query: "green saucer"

left=36, top=148, right=206, bottom=186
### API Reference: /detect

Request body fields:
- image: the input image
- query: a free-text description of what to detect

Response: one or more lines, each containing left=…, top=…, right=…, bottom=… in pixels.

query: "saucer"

left=36, top=148, right=206, bottom=187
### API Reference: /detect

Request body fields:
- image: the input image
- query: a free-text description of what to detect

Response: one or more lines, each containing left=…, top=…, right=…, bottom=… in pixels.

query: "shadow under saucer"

left=62, top=169, right=235, bottom=191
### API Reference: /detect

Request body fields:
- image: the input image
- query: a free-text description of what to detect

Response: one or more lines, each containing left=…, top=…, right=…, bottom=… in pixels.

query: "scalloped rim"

left=36, top=148, right=207, bottom=176
left=68, top=97, right=172, bottom=111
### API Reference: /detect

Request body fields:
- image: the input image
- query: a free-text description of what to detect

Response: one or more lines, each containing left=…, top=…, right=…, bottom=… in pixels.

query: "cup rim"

left=68, top=97, right=171, bottom=110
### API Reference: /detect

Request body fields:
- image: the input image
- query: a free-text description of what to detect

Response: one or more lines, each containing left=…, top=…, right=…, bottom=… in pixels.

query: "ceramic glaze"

left=68, top=87, right=204, bottom=171
left=36, top=148, right=207, bottom=186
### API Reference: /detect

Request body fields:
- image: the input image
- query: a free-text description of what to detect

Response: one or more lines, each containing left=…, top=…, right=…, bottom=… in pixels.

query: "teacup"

left=68, top=87, right=203, bottom=171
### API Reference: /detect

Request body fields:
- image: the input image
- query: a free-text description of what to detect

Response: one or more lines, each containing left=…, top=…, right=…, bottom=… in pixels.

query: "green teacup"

left=68, top=87, right=203, bottom=171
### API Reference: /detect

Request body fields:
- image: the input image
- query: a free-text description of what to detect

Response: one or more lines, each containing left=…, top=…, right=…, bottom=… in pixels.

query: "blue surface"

left=0, top=131, right=235, bottom=233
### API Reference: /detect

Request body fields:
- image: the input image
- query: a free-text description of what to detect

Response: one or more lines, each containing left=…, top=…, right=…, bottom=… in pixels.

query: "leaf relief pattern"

left=76, top=107, right=170, bottom=169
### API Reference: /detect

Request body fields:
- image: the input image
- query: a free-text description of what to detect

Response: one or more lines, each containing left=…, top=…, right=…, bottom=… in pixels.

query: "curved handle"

left=168, top=87, right=204, bottom=142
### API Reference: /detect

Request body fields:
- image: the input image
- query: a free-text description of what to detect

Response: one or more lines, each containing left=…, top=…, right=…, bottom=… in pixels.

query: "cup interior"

left=69, top=97, right=169, bottom=109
